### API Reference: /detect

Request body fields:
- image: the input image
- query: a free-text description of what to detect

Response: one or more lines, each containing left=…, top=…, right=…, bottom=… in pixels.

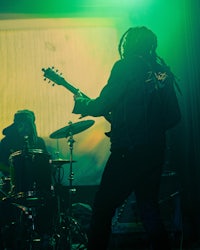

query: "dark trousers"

left=87, top=146, right=172, bottom=250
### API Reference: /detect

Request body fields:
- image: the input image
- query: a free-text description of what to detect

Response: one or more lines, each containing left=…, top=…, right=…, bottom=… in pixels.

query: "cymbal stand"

left=67, top=132, right=76, bottom=216
left=53, top=132, right=77, bottom=250
left=66, top=131, right=76, bottom=250
left=51, top=159, right=68, bottom=250
left=66, top=132, right=88, bottom=250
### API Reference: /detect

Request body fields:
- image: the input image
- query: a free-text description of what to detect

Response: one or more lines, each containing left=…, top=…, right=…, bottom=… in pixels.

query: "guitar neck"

left=42, top=67, right=111, bottom=126
left=62, top=81, right=89, bottom=99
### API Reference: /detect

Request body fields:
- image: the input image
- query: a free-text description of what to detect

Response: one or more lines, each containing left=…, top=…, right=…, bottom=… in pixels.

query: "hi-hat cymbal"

left=50, top=158, right=77, bottom=165
left=49, top=120, right=95, bottom=139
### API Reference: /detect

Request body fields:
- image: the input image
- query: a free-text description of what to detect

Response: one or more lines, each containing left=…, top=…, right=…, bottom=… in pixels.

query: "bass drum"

left=9, top=149, right=52, bottom=198
left=0, top=150, right=56, bottom=249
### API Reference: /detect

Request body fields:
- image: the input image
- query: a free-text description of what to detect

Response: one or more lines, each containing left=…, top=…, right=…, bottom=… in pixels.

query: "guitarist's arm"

left=72, top=60, right=129, bottom=122
left=42, top=67, right=111, bottom=122
left=73, top=94, right=111, bottom=122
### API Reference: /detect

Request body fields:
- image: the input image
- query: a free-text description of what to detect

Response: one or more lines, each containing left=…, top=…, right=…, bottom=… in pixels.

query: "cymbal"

left=49, top=120, right=95, bottom=139
left=50, top=158, right=77, bottom=165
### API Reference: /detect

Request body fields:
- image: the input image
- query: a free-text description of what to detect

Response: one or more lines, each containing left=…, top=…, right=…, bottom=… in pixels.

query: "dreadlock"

left=118, top=26, right=181, bottom=94
left=118, top=26, right=157, bottom=60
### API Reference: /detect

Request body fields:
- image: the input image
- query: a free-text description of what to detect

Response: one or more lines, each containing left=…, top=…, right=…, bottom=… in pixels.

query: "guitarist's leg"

left=134, top=148, right=172, bottom=250
left=87, top=150, right=134, bottom=250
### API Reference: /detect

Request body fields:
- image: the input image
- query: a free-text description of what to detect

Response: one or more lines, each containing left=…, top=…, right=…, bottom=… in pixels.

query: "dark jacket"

left=73, top=56, right=181, bottom=151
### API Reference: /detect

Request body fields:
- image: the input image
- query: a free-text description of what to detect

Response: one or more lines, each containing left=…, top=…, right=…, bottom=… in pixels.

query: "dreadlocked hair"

left=156, top=55, right=182, bottom=95
left=118, top=26, right=182, bottom=94
left=118, top=26, right=157, bottom=60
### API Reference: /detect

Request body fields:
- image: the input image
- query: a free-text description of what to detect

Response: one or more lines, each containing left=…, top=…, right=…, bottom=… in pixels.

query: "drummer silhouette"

left=0, top=109, right=46, bottom=171
left=0, top=110, right=54, bottom=250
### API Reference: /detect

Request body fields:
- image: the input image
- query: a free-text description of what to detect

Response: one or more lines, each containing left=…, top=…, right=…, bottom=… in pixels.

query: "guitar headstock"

left=42, top=67, right=85, bottom=97
left=42, top=67, right=65, bottom=86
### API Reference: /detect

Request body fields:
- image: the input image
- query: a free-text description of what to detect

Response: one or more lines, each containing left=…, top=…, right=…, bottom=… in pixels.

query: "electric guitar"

left=42, top=67, right=111, bottom=127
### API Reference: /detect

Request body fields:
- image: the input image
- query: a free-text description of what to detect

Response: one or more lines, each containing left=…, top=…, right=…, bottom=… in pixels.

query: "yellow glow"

left=0, top=17, right=118, bottom=185
left=0, top=0, right=186, bottom=186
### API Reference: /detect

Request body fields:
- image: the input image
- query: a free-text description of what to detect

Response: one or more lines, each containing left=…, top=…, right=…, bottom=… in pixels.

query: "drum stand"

left=8, top=188, right=42, bottom=250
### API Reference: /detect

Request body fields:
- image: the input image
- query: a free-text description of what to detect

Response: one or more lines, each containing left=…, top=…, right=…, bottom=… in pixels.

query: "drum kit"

left=0, top=119, right=95, bottom=250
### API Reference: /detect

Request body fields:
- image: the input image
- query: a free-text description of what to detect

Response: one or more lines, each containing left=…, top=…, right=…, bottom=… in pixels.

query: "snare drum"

left=9, top=149, right=52, bottom=197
